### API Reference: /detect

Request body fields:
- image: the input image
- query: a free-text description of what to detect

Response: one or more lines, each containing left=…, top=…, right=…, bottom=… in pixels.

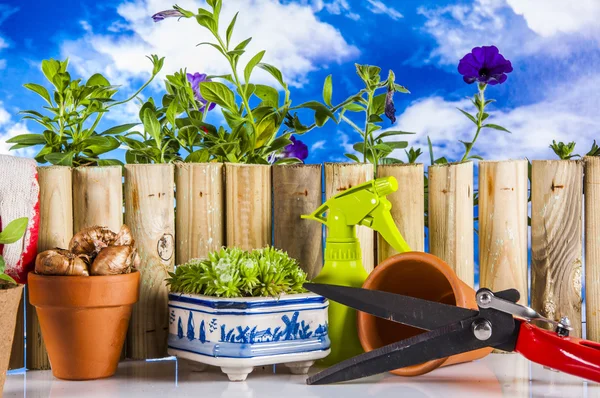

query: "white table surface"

left=4, top=353, right=598, bottom=397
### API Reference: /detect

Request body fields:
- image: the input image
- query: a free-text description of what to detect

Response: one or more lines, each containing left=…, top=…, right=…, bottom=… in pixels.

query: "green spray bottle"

left=302, top=176, right=412, bottom=365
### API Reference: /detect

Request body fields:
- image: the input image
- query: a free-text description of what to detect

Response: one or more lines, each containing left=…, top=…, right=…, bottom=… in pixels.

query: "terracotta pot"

left=0, top=284, right=24, bottom=393
left=358, top=252, right=492, bottom=376
left=28, top=271, right=140, bottom=380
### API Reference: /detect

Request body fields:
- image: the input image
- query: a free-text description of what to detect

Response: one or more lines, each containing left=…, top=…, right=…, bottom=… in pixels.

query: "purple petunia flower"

left=186, top=72, right=216, bottom=112
left=282, top=136, right=308, bottom=161
left=152, top=9, right=184, bottom=22
left=385, top=89, right=396, bottom=124
left=458, top=45, right=513, bottom=85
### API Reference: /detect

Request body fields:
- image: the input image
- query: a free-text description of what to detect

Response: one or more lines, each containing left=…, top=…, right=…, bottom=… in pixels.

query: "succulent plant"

left=167, top=247, right=308, bottom=298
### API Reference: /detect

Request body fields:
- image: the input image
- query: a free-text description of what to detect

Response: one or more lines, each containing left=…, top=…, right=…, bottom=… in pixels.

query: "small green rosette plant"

left=167, top=247, right=308, bottom=298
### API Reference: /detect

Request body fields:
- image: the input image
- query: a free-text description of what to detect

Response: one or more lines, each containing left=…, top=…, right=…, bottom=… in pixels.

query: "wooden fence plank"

left=273, top=164, right=323, bottom=279
left=175, top=163, right=224, bottom=264
left=28, top=166, right=73, bottom=369
left=585, top=156, right=600, bottom=341
left=428, top=162, right=474, bottom=287
left=324, top=163, right=375, bottom=273
left=376, top=163, right=424, bottom=261
left=125, top=164, right=175, bottom=359
left=531, top=160, right=583, bottom=337
left=478, top=160, right=528, bottom=305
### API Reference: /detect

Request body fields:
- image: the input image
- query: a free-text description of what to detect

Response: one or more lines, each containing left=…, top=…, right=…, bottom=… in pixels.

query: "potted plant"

left=28, top=225, right=141, bottom=380
left=166, top=247, right=330, bottom=381
left=0, top=217, right=27, bottom=394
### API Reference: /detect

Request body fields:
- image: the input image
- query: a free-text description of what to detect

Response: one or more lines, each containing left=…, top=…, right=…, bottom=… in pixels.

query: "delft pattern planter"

left=167, top=292, right=330, bottom=381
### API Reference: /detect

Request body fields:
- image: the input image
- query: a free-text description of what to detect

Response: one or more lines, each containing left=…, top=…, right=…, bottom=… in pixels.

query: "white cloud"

left=0, top=102, right=37, bottom=157
left=0, top=103, right=10, bottom=126
left=60, top=0, right=359, bottom=89
left=311, top=140, right=326, bottom=151
left=391, top=75, right=600, bottom=162
left=0, top=36, right=7, bottom=51
left=506, top=0, right=600, bottom=37
left=366, top=0, right=403, bottom=20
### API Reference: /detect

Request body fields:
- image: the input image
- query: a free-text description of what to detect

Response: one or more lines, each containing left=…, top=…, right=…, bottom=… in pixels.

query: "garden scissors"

left=304, top=283, right=600, bottom=385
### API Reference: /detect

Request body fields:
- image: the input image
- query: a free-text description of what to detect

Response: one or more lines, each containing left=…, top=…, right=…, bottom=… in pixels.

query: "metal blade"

left=304, top=283, right=478, bottom=331
left=307, top=319, right=485, bottom=385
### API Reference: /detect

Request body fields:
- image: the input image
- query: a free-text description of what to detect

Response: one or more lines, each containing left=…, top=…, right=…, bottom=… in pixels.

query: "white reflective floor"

left=4, top=353, right=598, bottom=397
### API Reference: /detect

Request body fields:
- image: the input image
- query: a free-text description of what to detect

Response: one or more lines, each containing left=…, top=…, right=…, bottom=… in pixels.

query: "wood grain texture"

left=175, top=163, right=224, bottom=264
left=585, top=157, right=600, bottom=341
left=72, top=166, right=123, bottom=232
left=325, top=163, right=375, bottom=273
left=125, top=164, right=175, bottom=359
left=428, top=162, right=474, bottom=287
left=478, top=160, right=528, bottom=305
left=376, top=163, right=424, bottom=262
left=273, top=164, right=323, bottom=279
left=531, top=160, right=583, bottom=337
left=225, top=164, right=272, bottom=250
left=28, top=166, right=73, bottom=370
left=8, top=291, right=23, bottom=370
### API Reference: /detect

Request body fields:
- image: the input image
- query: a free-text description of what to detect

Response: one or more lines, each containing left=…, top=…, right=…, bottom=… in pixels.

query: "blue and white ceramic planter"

left=167, top=292, right=330, bottom=381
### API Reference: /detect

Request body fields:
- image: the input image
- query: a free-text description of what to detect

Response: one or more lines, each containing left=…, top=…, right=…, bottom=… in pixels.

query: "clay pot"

left=28, top=271, right=140, bottom=380
left=358, top=252, right=492, bottom=376
left=0, top=284, right=24, bottom=394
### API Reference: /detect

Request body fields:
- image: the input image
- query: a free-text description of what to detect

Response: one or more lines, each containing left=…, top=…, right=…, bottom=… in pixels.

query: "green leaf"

left=199, top=81, right=236, bottom=110
left=255, top=113, right=278, bottom=148
left=100, top=123, right=139, bottom=135
left=435, top=157, right=449, bottom=165
left=457, top=108, right=477, bottom=124
left=345, top=153, right=360, bottom=163
left=24, top=83, right=52, bottom=105
left=368, top=114, right=383, bottom=123
left=185, top=149, right=210, bottom=163
left=372, top=93, right=386, bottom=115
left=322, top=75, right=333, bottom=107
left=86, top=73, right=110, bottom=87
left=226, top=12, right=238, bottom=47
left=244, top=50, right=265, bottom=83
left=427, top=136, right=435, bottom=166
left=0, top=273, right=17, bottom=285
left=482, top=124, right=511, bottom=133
left=274, top=157, right=301, bottom=165
left=344, top=103, right=365, bottom=112
left=142, top=109, right=162, bottom=143
left=385, top=141, right=409, bottom=149
left=82, top=136, right=120, bottom=155
left=258, top=63, right=286, bottom=88
left=373, top=143, right=392, bottom=152
left=234, top=37, right=252, bottom=52
left=6, top=134, right=46, bottom=146
left=196, top=42, right=227, bottom=57
left=253, top=84, right=279, bottom=108
left=376, top=130, right=414, bottom=140
left=293, top=101, right=335, bottom=120
left=394, top=83, right=410, bottom=94
left=267, top=136, right=292, bottom=152
left=97, top=159, right=124, bottom=166
left=41, top=59, right=61, bottom=84
left=0, top=217, right=28, bottom=244
left=353, top=142, right=365, bottom=153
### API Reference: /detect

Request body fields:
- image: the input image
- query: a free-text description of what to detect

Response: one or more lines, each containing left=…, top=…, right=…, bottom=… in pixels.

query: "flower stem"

left=460, top=84, right=487, bottom=162
left=363, top=90, right=374, bottom=163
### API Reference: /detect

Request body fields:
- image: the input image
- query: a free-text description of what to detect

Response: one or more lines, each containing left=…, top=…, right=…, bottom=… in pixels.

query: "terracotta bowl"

left=28, top=271, right=140, bottom=380
left=357, top=251, right=492, bottom=376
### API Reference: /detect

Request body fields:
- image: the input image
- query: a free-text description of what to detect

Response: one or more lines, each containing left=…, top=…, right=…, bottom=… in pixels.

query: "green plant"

left=339, top=64, right=413, bottom=169
left=166, top=247, right=308, bottom=298
left=549, top=140, right=600, bottom=159
left=7, top=56, right=164, bottom=166
left=151, top=1, right=338, bottom=164
left=0, top=217, right=28, bottom=285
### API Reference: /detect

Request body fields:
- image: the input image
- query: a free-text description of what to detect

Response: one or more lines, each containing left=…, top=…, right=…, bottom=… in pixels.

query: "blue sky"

left=1, top=0, right=599, bottom=164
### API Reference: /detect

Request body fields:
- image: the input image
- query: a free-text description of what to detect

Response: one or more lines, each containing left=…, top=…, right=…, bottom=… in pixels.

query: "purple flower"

left=282, top=136, right=308, bottom=161
left=152, top=9, right=184, bottom=22
left=458, top=45, right=513, bottom=85
left=186, top=72, right=216, bottom=112
left=384, top=89, right=396, bottom=124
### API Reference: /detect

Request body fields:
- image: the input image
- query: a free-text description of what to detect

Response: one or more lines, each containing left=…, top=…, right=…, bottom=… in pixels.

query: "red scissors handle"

left=515, top=321, right=600, bottom=382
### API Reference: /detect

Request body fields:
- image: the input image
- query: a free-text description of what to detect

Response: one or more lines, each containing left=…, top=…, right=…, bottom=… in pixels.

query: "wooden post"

left=72, top=166, right=123, bottom=232
left=8, top=292, right=24, bottom=369
left=125, top=164, right=175, bottom=359
left=325, top=163, right=375, bottom=273
left=531, top=160, right=583, bottom=337
left=273, top=164, right=323, bottom=279
left=586, top=157, right=600, bottom=342
left=376, top=163, right=424, bottom=262
left=28, top=166, right=73, bottom=369
left=478, top=160, right=528, bottom=305
left=175, top=163, right=224, bottom=264
left=428, top=162, right=474, bottom=287
left=225, top=164, right=271, bottom=250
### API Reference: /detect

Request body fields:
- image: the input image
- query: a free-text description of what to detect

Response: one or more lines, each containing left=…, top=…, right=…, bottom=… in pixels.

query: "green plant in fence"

left=549, top=140, right=600, bottom=160
left=151, top=1, right=339, bottom=164
left=7, top=56, right=164, bottom=166
left=166, top=247, right=308, bottom=298
left=0, top=217, right=28, bottom=286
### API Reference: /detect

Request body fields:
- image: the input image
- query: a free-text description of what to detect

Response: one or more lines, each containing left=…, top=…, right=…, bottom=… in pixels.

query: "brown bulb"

left=35, top=249, right=90, bottom=276
left=90, top=246, right=137, bottom=276
left=69, top=226, right=116, bottom=256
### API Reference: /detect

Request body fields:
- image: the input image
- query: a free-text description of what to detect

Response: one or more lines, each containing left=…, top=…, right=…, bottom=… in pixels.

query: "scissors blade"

left=307, top=318, right=484, bottom=385
left=304, top=283, right=478, bottom=331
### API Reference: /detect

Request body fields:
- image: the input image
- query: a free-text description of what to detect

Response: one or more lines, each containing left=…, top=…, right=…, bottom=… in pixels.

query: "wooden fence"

left=7, top=158, right=598, bottom=369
